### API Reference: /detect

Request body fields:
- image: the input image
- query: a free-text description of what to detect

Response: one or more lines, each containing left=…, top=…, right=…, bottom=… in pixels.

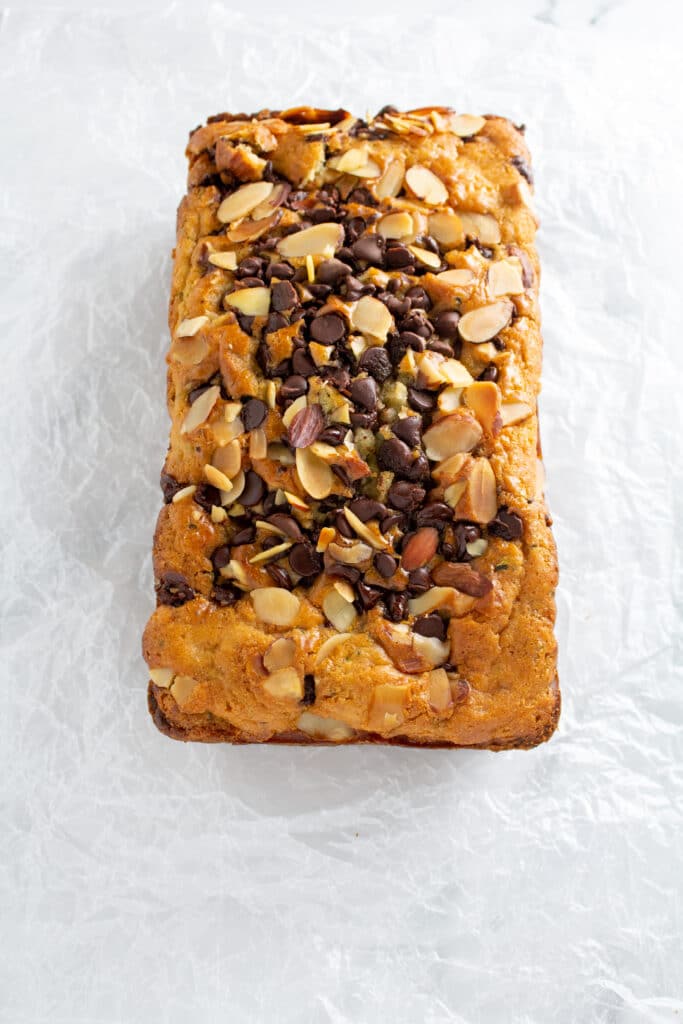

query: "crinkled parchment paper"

left=1, top=1, right=681, bottom=1020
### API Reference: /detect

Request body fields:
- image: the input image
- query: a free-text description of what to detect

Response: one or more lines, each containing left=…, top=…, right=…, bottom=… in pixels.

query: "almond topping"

left=175, top=315, right=209, bottom=338
left=227, top=211, right=281, bottom=244
left=466, top=537, right=488, bottom=557
left=211, top=506, right=228, bottom=523
left=451, top=113, right=486, bottom=137
left=408, top=244, right=441, bottom=269
left=180, top=385, right=220, bottom=434
left=327, top=146, right=369, bottom=173
left=171, top=484, right=197, bottom=503
left=405, top=164, right=448, bottom=205
left=437, top=268, right=475, bottom=287
left=423, top=412, right=483, bottom=460
left=170, top=675, right=199, bottom=707
left=217, top=181, right=274, bottom=224
left=296, top=711, right=356, bottom=741
left=438, top=386, right=463, bottom=413
left=248, top=541, right=293, bottom=565
left=488, top=259, right=525, bottom=296
left=378, top=211, right=414, bottom=239
left=342, top=508, right=388, bottom=551
left=430, top=562, right=493, bottom=596
left=501, top=400, right=534, bottom=426
left=316, top=526, right=336, bottom=552
left=428, top=668, right=453, bottom=712
left=212, top=438, right=242, bottom=480
left=226, top=286, right=271, bottom=317
left=295, top=446, right=334, bottom=500
left=170, top=336, right=209, bottom=366
left=263, top=667, right=303, bottom=700
left=374, top=158, right=405, bottom=199
left=350, top=294, right=393, bottom=340
left=429, top=211, right=464, bottom=249
left=458, top=301, right=513, bottom=343
left=249, top=427, right=268, bottom=460
left=463, top=459, right=498, bottom=524
left=327, top=541, right=373, bottom=565
left=277, top=222, right=344, bottom=258
left=314, top=632, right=353, bottom=665
left=250, top=587, right=300, bottom=627
left=322, top=588, right=357, bottom=631
left=263, top=637, right=297, bottom=672
left=408, top=587, right=476, bottom=617
left=208, top=251, right=238, bottom=270
left=444, top=481, right=467, bottom=507
left=368, top=683, right=410, bottom=731
left=401, top=527, right=439, bottom=571
left=204, top=463, right=234, bottom=491
left=458, top=212, right=501, bottom=245
left=464, top=381, right=501, bottom=434
left=149, top=668, right=174, bottom=689
left=282, top=394, right=307, bottom=429
left=219, top=469, right=245, bottom=507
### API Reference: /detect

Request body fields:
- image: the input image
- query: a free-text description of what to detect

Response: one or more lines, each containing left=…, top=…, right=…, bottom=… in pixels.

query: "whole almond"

left=401, top=527, right=439, bottom=571
left=430, top=562, right=493, bottom=597
left=288, top=404, right=324, bottom=448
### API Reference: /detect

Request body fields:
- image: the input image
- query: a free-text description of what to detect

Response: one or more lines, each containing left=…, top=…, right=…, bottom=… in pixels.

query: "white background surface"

left=2, top=1, right=682, bottom=1021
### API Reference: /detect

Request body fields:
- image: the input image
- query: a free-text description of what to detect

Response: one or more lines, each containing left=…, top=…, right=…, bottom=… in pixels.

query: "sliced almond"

left=429, top=211, right=464, bottom=249
left=263, top=667, right=303, bottom=699
left=296, top=711, right=356, bottom=741
left=405, top=165, right=448, bottom=206
left=217, top=181, right=274, bottom=224
left=458, top=301, right=513, bottom=343
left=208, top=251, right=238, bottom=271
left=350, top=294, right=393, bottom=340
left=368, top=683, right=410, bottom=731
left=327, top=541, right=373, bottom=565
left=283, top=489, right=310, bottom=511
left=437, top=268, right=475, bottom=287
left=438, top=387, right=463, bottom=413
left=451, top=113, right=486, bottom=137
left=432, top=452, right=470, bottom=482
left=249, top=427, right=268, bottom=460
left=295, top=446, right=334, bottom=500
left=327, top=146, right=369, bottom=173
left=170, top=675, right=199, bottom=707
left=444, top=480, right=467, bottom=507
left=408, top=587, right=475, bottom=617
left=263, top=637, right=297, bottom=672
left=466, top=537, right=488, bottom=557
left=227, top=210, right=281, bottom=243
left=375, top=158, right=405, bottom=199
left=181, top=385, right=220, bottom=434
left=314, top=632, right=353, bottom=665
left=212, top=438, right=242, bottom=480
left=171, top=484, right=197, bottom=503
left=211, top=506, right=228, bottom=523
left=219, top=469, right=245, bottom=507
left=170, top=336, right=208, bottom=366
left=463, top=459, right=497, bottom=524
left=423, top=412, right=483, bottom=460
left=329, top=400, right=351, bottom=424
left=408, top=244, right=441, bottom=269
left=501, top=400, right=533, bottom=426
left=213, top=416, right=244, bottom=444
left=149, top=667, right=174, bottom=689
left=464, top=381, right=501, bottom=434
left=248, top=541, right=293, bottom=565
left=277, top=222, right=344, bottom=259
left=204, top=463, right=234, bottom=491
left=251, top=587, right=300, bottom=627
left=282, top=394, right=307, bottom=429
left=427, top=668, right=453, bottom=712
left=175, top=315, right=209, bottom=338
left=440, top=358, right=475, bottom=387
left=488, top=259, right=525, bottom=296
left=226, top=286, right=271, bottom=317
left=322, top=588, right=357, bottom=631
left=343, top=508, right=388, bottom=551
left=379, top=211, right=414, bottom=239
left=459, top=211, right=501, bottom=245
left=413, top=633, right=451, bottom=667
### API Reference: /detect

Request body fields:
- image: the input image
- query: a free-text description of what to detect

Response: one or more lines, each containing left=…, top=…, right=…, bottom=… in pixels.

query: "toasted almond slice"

left=327, top=146, right=369, bottom=172
left=263, top=667, right=303, bottom=699
left=432, top=452, right=470, bottom=481
left=428, top=668, right=453, bottom=712
left=277, top=222, right=344, bottom=258
left=444, top=480, right=467, bottom=507
left=327, top=541, right=373, bottom=565
left=208, top=251, right=237, bottom=271
left=263, top=637, right=297, bottom=672
left=429, top=211, right=464, bottom=249
left=345, top=158, right=381, bottom=178
left=149, top=667, right=174, bottom=689
left=315, top=632, right=353, bottom=665
left=438, top=387, right=463, bottom=413
left=368, top=683, right=410, bottom=731
left=423, top=412, right=483, bottom=460
left=223, top=402, right=243, bottom=424
left=413, top=633, right=451, bottom=667
left=226, top=286, right=271, bottom=317
left=501, top=400, right=534, bottom=426
left=204, top=463, right=233, bottom=491
left=264, top=380, right=277, bottom=409
left=251, top=587, right=300, bottom=626
left=350, top=294, right=393, bottom=340
left=217, top=181, right=274, bottom=224
left=170, top=675, right=199, bottom=706
left=170, top=336, right=209, bottom=366
left=212, top=438, right=242, bottom=480
left=249, top=541, right=293, bottom=565
left=458, top=301, right=513, bottom=343
left=171, top=484, right=197, bottom=503
left=451, top=113, right=486, bottom=137
left=212, top=416, right=244, bottom=444
left=249, top=427, right=268, bottom=460
left=281, top=394, right=307, bottom=429
left=295, top=446, right=334, bottom=500
left=296, top=711, right=356, bottom=741
left=175, top=315, right=209, bottom=338
left=211, top=506, right=228, bottom=523
left=437, top=268, right=475, bottom=287
left=405, top=164, right=448, bottom=205
left=379, top=211, right=414, bottom=239
left=343, top=508, right=388, bottom=550
left=439, top=358, right=475, bottom=387
left=329, top=401, right=351, bottom=424
left=181, top=385, right=220, bottom=434
left=227, top=211, right=280, bottom=244
left=250, top=182, right=289, bottom=219
left=316, top=526, right=336, bottom=552
left=333, top=579, right=356, bottom=603
left=464, top=459, right=498, bottom=524
left=375, top=157, right=405, bottom=199
left=219, top=469, right=245, bottom=507
left=283, top=489, right=310, bottom=511
left=459, top=211, right=501, bottom=245
left=464, top=381, right=501, bottom=434
left=408, top=587, right=475, bottom=617
left=488, top=259, right=525, bottom=296
left=466, top=537, right=488, bottom=557
left=408, top=244, right=441, bottom=269
left=323, top=588, right=357, bottom=631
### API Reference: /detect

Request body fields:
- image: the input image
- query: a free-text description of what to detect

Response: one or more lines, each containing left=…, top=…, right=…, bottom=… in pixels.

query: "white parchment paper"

left=2, top=1, right=682, bottom=1020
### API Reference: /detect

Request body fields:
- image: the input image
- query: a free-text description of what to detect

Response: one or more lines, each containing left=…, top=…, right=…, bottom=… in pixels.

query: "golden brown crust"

left=143, top=105, right=559, bottom=750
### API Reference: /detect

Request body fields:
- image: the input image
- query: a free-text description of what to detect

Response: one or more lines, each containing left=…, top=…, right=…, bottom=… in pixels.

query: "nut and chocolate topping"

left=144, top=104, right=558, bottom=750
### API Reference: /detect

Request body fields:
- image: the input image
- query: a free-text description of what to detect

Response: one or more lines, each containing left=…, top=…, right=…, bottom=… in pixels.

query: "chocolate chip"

left=310, top=313, right=346, bottom=344
left=511, top=155, right=534, bottom=185
left=267, top=513, right=303, bottom=540
left=241, top=397, right=267, bottom=431
left=310, top=205, right=338, bottom=224
left=160, top=472, right=182, bottom=503
left=265, top=260, right=295, bottom=283
left=212, top=584, right=240, bottom=607
left=416, top=502, right=452, bottom=528
left=321, top=365, right=350, bottom=391
left=271, top=280, right=299, bottom=311
left=358, top=346, right=392, bottom=382
left=238, top=276, right=265, bottom=289
left=235, top=312, right=255, bottom=334
left=351, top=234, right=384, bottom=265
left=392, top=416, right=421, bottom=448
left=375, top=552, right=397, bottom=578
left=405, top=286, right=431, bottom=311
left=381, top=512, right=409, bottom=534
left=472, top=242, right=494, bottom=260
left=427, top=339, right=454, bottom=358
left=348, top=497, right=385, bottom=522
left=478, top=364, right=499, bottom=382
left=291, top=348, right=317, bottom=377
left=407, top=387, right=436, bottom=414
left=231, top=526, right=256, bottom=546
left=385, top=591, right=408, bottom=622
left=345, top=216, right=367, bottom=244
left=289, top=542, right=321, bottom=577
left=308, top=284, right=332, bottom=300
left=407, top=568, right=431, bottom=594
left=335, top=510, right=355, bottom=539
left=356, top=581, right=382, bottom=610
left=387, top=334, right=408, bottom=367
left=211, top=544, right=232, bottom=570
left=316, top=258, right=352, bottom=286
left=236, top=256, right=264, bottom=279
left=327, top=563, right=361, bottom=584
left=385, top=244, right=414, bottom=270
left=350, top=376, right=378, bottom=411
left=488, top=506, right=524, bottom=540
left=384, top=294, right=411, bottom=318
left=317, top=423, right=347, bottom=445
left=288, top=404, right=324, bottom=448
left=264, top=311, right=288, bottom=335
left=279, top=375, right=308, bottom=401
left=377, top=437, right=415, bottom=475
left=156, top=571, right=194, bottom=607
left=193, top=484, right=221, bottom=514
left=413, top=614, right=447, bottom=640
left=400, top=310, right=433, bottom=338
left=342, top=276, right=368, bottom=301
left=301, top=674, right=316, bottom=705
left=240, top=471, right=266, bottom=507
left=434, top=310, right=461, bottom=339
left=347, top=186, right=377, bottom=206
left=387, top=480, right=425, bottom=511
left=266, top=564, right=292, bottom=589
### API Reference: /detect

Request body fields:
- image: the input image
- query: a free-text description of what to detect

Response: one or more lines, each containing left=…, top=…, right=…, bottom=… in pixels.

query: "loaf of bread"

left=142, top=105, right=559, bottom=748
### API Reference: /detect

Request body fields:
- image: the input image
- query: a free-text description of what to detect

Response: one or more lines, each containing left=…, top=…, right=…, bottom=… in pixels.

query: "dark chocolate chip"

left=347, top=186, right=378, bottom=206
left=377, top=437, right=415, bottom=475
left=405, top=286, right=431, bottom=311
left=407, top=387, right=436, bottom=414
left=356, top=581, right=382, bottom=610
left=156, top=571, right=194, bottom=607
left=292, top=348, right=317, bottom=377
left=427, top=339, right=454, bottom=358
left=434, top=310, right=461, bottom=339
left=160, top=472, right=182, bottom=503
left=488, top=507, right=524, bottom=540
left=265, top=260, right=295, bottom=282
left=511, top=155, right=534, bottom=185
left=279, top=375, right=308, bottom=401
left=392, top=416, right=422, bottom=448
left=348, top=498, right=386, bottom=522
left=265, top=311, right=289, bottom=335
left=308, top=284, right=332, bottom=300
left=193, top=484, right=221, bottom=514
left=478, top=364, right=499, bottom=382
left=416, top=502, right=452, bottom=528
left=385, top=294, right=411, bottom=318
left=301, top=674, right=316, bottom=705
left=358, top=346, right=392, bottom=382
left=351, top=234, right=384, bottom=265
left=385, top=591, right=408, bottom=622
left=407, top=568, right=431, bottom=594
left=271, top=280, right=299, bottom=311
left=327, top=563, right=361, bottom=584
left=212, top=584, right=240, bottom=607
left=310, top=313, right=346, bottom=344
left=345, top=216, right=367, bottom=244
left=267, top=513, right=303, bottom=540
left=335, top=511, right=355, bottom=539
left=375, top=552, right=397, bottom=578
left=321, top=365, right=350, bottom=391
left=240, top=471, right=266, bottom=507
left=413, top=614, right=447, bottom=641
left=387, top=334, right=408, bottom=367
left=238, top=276, right=265, bottom=289
left=400, top=310, right=433, bottom=338
left=400, top=330, right=426, bottom=352
left=387, top=480, right=426, bottom=512
left=266, top=564, right=292, bottom=589
left=317, top=423, right=347, bottom=445
left=241, top=397, right=268, bottom=431
left=235, top=312, right=255, bottom=334
left=385, top=244, right=414, bottom=270
left=381, top=511, right=409, bottom=534
left=289, top=542, right=321, bottom=577
left=310, top=205, right=338, bottom=224
left=316, top=258, right=352, bottom=286
left=350, top=376, right=378, bottom=410
left=211, top=544, right=232, bottom=570
left=236, top=256, right=264, bottom=278
left=231, top=526, right=256, bottom=546
left=350, top=410, right=378, bottom=429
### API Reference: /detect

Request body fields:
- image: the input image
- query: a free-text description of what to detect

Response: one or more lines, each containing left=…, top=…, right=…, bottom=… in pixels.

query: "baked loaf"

left=143, top=105, right=559, bottom=749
